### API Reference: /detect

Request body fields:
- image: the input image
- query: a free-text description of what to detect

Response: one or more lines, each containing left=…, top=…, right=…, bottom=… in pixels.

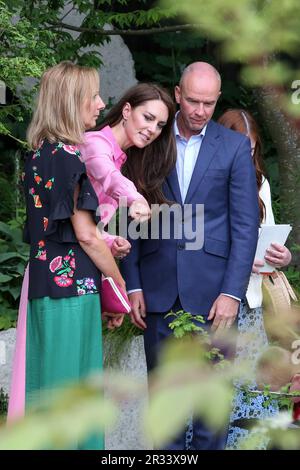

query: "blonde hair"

left=27, top=61, right=99, bottom=149
left=256, top=346, right=299, bottom=391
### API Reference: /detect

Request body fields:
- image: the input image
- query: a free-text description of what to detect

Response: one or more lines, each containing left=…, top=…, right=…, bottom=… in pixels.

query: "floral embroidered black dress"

left=23, top=140, right=102, bottom=298
left=22, top=140, right=104, bottom=450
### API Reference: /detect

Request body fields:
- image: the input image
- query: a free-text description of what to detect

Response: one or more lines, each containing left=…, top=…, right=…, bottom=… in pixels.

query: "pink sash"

left=7, top=265, right=29, bottom=422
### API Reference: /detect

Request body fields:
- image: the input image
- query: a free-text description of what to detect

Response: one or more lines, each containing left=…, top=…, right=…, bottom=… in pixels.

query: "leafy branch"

left=48, top=21, right=197, bottom=36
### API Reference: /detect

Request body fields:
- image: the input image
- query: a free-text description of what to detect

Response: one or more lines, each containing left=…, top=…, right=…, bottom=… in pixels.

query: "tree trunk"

left=256, top=87, right=300, bottom=269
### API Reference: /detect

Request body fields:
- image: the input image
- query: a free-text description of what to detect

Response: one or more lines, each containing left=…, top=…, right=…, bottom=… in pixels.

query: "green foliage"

left=166, top=309, right=206, bottom=339
left=0, top=375, right=120, bottom=449
left=0, top=214, right=28, bottom=330
left=103, top=314, right=141, bottom=368
left=0, top=0, right=179, bottom=145
left=0, top=0, right=57, bottom=143
left=144, top=336, right=234, bottom=447
left=240, top=383, right=296, bottom=413
left=166, top=309, right=228, bottom=365
left=131, top=30, right=207, bottom=89
left=0, top=388, right=8, bottom=421
left=0, top=146, right=25, bottom=223
left=238, top=410, right=300, bottom=450
left=162, top=0, right=300, bottom=94
left=284, top=265, right=300, bottom=294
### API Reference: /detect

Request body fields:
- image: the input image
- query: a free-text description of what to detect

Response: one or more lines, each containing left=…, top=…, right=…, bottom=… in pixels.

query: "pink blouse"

left=79, top=126, right=143, bottom=246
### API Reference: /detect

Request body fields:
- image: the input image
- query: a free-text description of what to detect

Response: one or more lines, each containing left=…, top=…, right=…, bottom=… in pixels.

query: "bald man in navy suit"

left=121, top=62, right=259, bottom=450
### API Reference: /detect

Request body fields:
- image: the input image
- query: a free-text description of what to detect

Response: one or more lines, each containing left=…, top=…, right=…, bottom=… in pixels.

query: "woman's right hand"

left=129, top=198, right=151, bottom=223
left=102, top=312, right=125, bottom=329
left=111, top=236, right=131, bottom=259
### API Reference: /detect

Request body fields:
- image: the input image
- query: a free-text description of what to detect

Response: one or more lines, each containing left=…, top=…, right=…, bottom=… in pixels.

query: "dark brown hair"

left=97, top=83, right=176, bottom=205
left=218, top=109, right=266, bottom=223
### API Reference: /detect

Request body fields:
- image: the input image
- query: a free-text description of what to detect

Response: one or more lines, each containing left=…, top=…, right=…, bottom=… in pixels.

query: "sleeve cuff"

left=127, top=288, right=143, bottom=295
left=221, top=293, right=241, bottom=302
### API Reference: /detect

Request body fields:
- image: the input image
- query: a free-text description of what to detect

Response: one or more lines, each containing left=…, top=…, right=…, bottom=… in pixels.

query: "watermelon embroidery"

left=35, top=240, right=46, bottom=261
left=43, top=217, right=48, bottom=231
left=29, top=188, right=42, bottom=208
left=49, top=249, right=76, bottom=288
left=44, top=178, right=54, bottom=190
left=34, top=172, right=42, bottom=185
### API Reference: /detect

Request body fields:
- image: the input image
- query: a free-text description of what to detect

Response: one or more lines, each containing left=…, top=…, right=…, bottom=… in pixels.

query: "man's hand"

left=128, top=291, right=147, bottom=330
left=208, top=294, right=239, bottom=333
left=111, top=236, right=131, bottom=259
left=129, top=199, right=151, bottom=223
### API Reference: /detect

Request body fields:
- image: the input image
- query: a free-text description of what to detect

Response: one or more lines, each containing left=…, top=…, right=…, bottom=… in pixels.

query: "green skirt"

left=26, top=295, right=104, bottom=450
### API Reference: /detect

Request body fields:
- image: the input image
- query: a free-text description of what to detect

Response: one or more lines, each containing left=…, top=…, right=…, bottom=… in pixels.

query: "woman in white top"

left=218, top=109, right=291, bottom=449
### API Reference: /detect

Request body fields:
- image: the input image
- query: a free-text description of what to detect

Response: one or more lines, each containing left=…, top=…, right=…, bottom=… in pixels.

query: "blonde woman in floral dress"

left=8, top=62, right=124, bottom=450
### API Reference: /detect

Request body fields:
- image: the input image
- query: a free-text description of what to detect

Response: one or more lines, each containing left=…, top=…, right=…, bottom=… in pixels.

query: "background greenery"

left=1, top=0, right=300, bottom=451
left=1, top=0, right=299, bottom=332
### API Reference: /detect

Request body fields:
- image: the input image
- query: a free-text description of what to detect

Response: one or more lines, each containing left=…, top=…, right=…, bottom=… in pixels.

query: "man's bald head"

left=175, top=62, right=221, bottom=139
left=180, top=62, right=221, bottom=90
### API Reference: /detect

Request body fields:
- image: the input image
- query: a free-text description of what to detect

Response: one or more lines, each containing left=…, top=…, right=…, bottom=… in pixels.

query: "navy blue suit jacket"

left=121, top=120, right=259, bottom=316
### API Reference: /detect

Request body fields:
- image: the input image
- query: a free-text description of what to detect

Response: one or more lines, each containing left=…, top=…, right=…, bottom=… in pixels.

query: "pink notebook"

left=101, top=277, right=131, bottom=314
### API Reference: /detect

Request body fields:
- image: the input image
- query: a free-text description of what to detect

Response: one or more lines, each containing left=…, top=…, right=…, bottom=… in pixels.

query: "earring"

left=122, top=117, right=127, bottom=128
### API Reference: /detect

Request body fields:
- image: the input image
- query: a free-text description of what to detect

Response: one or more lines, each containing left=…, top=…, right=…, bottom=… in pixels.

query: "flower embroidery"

left=52, top=142, right=64, bottom=155
left=76, top=278, right=98, bottom=295
left=35, top=240, right=46, bottom=261
left=32, top=149, right=41, bottom=160
left=63, top=145, right=81, bottom=157
left=85, top=278, right=96, bottom=289
left=54, top=274, right=73, bottom=288
left=49, top=256, right=62, bottom=272
left=34, top=172, right=42, bottom=185
left=49, top=249, right=76, bottom=288
left=44, top=178, right=54, bottom=190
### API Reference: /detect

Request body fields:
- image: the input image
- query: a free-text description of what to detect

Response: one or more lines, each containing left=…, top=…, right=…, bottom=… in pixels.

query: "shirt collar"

left=174, top=111, right=207, bottom=141
left=101, top=125, right=127, bottom=163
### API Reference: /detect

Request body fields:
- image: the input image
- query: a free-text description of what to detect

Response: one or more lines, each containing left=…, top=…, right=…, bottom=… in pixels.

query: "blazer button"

left=178, top=244, right=185, bottom=250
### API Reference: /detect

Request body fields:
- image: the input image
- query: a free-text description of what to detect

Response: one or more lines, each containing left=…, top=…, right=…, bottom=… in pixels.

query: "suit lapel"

left=184, top=120, right=220, bottom=204
left=166, top=165, right=183, bottom=205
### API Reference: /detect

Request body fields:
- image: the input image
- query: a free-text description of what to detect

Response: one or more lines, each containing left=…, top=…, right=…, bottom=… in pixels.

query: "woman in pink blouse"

left=8, top=83, right=176, bottom=422
left=79, top=83, right=176, bottom=257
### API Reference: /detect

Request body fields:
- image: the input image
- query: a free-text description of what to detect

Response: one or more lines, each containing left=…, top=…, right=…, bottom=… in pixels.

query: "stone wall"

left=0, top=328, right=15, bottom=395
left=104, top=335, right=152, bottom=450
left=62, top=11, right=137, bottom=104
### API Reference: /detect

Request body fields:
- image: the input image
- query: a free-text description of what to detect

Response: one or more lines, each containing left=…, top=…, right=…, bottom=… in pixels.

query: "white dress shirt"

left=174, top=115, right=207, bottom=202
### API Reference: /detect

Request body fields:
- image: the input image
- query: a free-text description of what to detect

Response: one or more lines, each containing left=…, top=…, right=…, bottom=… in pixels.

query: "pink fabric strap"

left=7, top=265, right=29, bottom=423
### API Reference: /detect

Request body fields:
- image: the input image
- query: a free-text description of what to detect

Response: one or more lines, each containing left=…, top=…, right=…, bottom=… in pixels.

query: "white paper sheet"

left=255, top=224, right=292, bottom=273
